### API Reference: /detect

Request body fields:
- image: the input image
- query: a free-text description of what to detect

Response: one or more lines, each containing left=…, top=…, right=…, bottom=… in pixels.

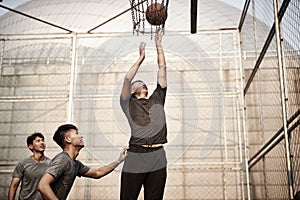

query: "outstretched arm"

left=83, top=147, right=128, bottom=179
left=121, top=42, right=146, bottom=100
left=155, top=29, right=167, bottom=88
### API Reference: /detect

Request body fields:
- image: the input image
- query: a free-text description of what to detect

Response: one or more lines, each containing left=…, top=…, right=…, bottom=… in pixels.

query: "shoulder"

left=18, top=157, right=34, bottom=165
left=46, top=153, right=70, bottom=176
left=45, top=156, right=52, bottom=164
left=74, top=159, right=87, bottom=167
left=152, top=84, right=167, bottom=96
left=50, top=152, right=70, bottom=164
left=157, top=83, right=167, bottom=90
left=74, top=160, right=90, bottom=175
left=120, top=94, right=133, bottom=103
left=13, top=157, right=34, bottom=173
left=53, top=152, right=68, bottom=159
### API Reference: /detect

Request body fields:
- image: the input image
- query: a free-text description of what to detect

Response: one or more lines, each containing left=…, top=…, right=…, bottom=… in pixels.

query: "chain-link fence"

left=241, top=0, right=300, bottom=199
left=0, top=0, right=299, bottom=199
left=0, top=31, right=245, bottom=200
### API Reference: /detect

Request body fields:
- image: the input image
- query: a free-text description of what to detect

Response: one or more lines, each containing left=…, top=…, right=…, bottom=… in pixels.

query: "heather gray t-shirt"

left=12, top=156, right=51, bottom=200
left=45, top=151, right=90, bottom=200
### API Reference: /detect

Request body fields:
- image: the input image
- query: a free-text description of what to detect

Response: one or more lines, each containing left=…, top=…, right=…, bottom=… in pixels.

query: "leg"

left=120, top=171, right=145, bottom=200
left=144, top=167, right=167, bottom=200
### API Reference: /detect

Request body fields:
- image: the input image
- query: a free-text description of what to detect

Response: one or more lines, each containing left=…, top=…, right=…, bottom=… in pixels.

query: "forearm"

left=125, top=56, right=144, bottom=82
left=95, top=159, right=122, bottom=178
left=38, top=184, right=58, bottom=200
left=8, top=187, right=16, bottom=200
left=8, top=179, right=20, bottom=200
left=156, top=45, right=167, bottom=88
left=87, top=147, right=127, bottom=179
left=156, top=45, right=166, bottom=67
left=121, top=56, right=144, bottom=99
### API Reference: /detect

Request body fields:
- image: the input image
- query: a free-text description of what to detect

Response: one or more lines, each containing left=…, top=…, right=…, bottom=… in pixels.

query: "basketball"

left=145, top=3, right=168, bottom=26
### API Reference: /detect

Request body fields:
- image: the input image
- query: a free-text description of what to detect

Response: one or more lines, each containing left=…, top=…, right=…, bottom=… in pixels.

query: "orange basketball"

left=145, top=3, right=168, bottom=26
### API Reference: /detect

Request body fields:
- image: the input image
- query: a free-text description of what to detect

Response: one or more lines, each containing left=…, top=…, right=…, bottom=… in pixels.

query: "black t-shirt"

left=120, top=84, right=168, bottom=146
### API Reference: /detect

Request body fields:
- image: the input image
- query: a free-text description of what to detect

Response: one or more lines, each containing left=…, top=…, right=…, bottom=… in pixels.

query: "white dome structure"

left=0, top=0, right=243, bottom=34
left=1, top=0, right=299, bottom=200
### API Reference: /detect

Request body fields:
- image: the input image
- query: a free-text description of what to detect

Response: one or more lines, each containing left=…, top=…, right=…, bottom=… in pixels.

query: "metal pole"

left=87, top=0, right=147, bottom=33
left=0, top=5, right=72, bottom=33
left=273, top=0, right=293, bottom=199
left=0, top=40, right=4, bottom=75
left=68, top=32, right=77, bottom=123
left=237, top=29, right=251, bottom=200
left=243, top=0, right=291, bottom=95
left=191, top=0, right=198, bottom=34
left=233, top=31, right=245, bottom=200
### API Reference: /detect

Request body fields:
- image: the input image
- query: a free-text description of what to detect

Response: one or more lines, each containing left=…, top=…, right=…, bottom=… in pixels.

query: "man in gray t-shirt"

left=44, top=151, right=89, bottom=200
left=8, top=132, right=51, bottom=200
left=38, top=124, right=128, bottom=200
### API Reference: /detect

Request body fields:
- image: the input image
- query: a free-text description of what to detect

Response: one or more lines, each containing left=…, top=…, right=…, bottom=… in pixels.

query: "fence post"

left=273, top=0, right=293, bottom=199
left=68, top=32, right=78, bottom=123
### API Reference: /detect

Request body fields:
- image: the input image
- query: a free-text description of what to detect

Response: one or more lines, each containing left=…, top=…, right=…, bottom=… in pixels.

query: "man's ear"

left=65, top=136, right=71, bottom=144
left=28, top=144, right=33, bottom=151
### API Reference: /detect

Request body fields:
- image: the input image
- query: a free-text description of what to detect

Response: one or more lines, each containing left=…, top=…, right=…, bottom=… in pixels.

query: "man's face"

left=67, top=129, right=85, bottom=148
left=131, top=81, right=148, bottom=95
left=29, top=136, right=46, bottom=152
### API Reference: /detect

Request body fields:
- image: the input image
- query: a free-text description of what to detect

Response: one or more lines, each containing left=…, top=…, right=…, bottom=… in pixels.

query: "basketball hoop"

left=129, top=0, right=169, bottom=36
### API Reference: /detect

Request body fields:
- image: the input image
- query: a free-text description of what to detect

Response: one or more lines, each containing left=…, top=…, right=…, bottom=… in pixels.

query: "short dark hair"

left=27, top=132, right=44, bottom=147
left=295, top=191, right=300, bottom=200
left=53, top=124, right=78, bottom=149
left=131, top=80, right=144, bottom=86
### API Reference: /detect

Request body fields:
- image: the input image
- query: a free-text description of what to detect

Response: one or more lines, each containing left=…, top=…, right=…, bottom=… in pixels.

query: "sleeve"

left=120, top=95, right=131, bottom=118
left=153, top=83, right=167, bottom=105
left=75, top=160, right=90, bottom=177
left=11, top=161, right=24, bottom=179
left=45, top=156, right=67, bottom=179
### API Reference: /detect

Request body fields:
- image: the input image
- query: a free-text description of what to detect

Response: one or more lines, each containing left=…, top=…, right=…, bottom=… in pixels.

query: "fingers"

left=122, top=146, right=129, bottom=155
left=156, top=27, right=163, bottom=33
left=140, top=42, right=146, bottom=48
left=156, top=28, right=163, bottom=36
left=139, top=42, right=146, bottom=57
left=155, top=29, right=163, bottom=44
left=123, top=146, right=129, bottom=151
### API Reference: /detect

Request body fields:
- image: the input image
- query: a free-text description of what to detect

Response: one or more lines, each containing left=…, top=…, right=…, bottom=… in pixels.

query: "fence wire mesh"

left=0, top=30, right=245, bottom=199
left=242, top=0, right=300, bottom=199
left=0, top=0, right=299, bottom=199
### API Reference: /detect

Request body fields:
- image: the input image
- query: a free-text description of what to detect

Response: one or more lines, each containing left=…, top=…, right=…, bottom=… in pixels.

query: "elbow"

left=124, top=76, right=131, bottom=82
left=37, top=181, right=44, bottom=193
left=37, top=183, right=42, bottom=193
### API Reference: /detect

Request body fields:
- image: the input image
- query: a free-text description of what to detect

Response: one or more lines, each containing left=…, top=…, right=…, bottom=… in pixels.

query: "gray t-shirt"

left=12, top=156, right=51, bottom=200
left=45, top=151, right=90, bottom=200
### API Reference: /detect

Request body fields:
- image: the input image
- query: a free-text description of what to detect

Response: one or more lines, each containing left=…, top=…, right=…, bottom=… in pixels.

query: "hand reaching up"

left=155, top=29, right=163, bottom=47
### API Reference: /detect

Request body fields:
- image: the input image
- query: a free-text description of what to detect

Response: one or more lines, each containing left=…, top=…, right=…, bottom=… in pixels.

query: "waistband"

left=128, top=144, right=164, bottom=153
left=142, top=143, right=163, bottom=148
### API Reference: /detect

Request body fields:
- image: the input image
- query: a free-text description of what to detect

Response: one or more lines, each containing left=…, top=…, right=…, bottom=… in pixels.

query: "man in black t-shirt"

left=120, top=29, right=168, bottom=200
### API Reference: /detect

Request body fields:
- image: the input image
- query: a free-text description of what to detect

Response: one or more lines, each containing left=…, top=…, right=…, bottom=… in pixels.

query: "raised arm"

left=155, top=29, right=167, bottom=88
left=83, top=146, right=128, bottom=179
left=121, top=42, right=146, bottom=100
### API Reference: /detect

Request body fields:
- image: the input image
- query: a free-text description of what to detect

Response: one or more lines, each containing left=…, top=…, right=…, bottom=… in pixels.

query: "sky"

left=0, top=0, right=245, bottom=16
